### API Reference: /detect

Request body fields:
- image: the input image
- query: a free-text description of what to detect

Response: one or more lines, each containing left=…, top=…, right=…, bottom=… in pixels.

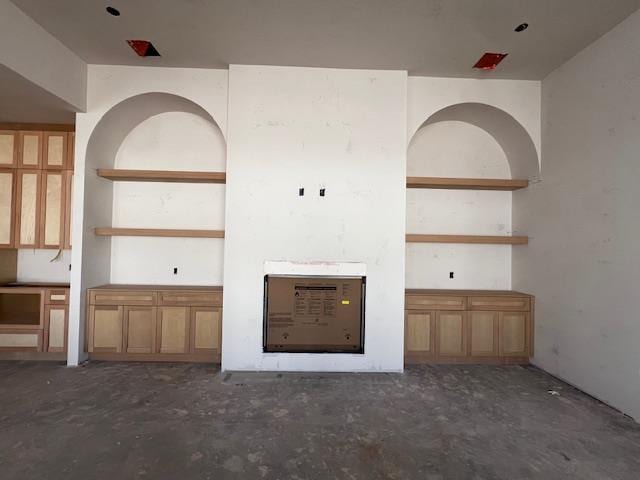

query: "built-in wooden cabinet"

left=405, top=290, right=534, bottom=364
left=0, top=125, right=74, bottom=249
left=0, top=286, right=69, bottom=355
left=87, top=286, right=223, bottom=362
left=0, top=131, right=17, bottom=167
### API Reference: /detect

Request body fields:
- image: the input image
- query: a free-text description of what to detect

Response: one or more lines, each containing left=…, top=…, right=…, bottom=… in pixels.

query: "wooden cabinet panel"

left=15, top=170, right=41, bottom=247
left=158, top=306, right=189, bottom=353
left=18, top=131, right=42, bottom=168
left=45, top=305, right=67, bottom=352
left=436, top=312, right=466, bottom=356
left=88, top=305, right=123, bottom=352
left=43, top=132, right=68, bottom=169
left=64, top=171, right=73, bottom=249
left=190, top=307, right=221, bottom=353
left=67, top=132, right=75, bottom=170
left=500, top=312, right=529, bottom=357
left=469, top=311, right=498, bottom=356
left=0, top=170, right=15, bottom=247
left=0, top=330, right=42, bottom=351
left=0, top=131, right=17, bottom=166
left=124, top=306, right=157, bottom=354
left=90, top=290, right=156, bottom=306
left=40, top=171, right=65, bottom=248
left=405, top=311, right=434, bottom=354
left=45, top=289, right=68, bottom=305
left=159, top=290, right=222, bottom=306
left=406, top=295, right=465, bottom=311
left=469, top=296, right=530, bottom=312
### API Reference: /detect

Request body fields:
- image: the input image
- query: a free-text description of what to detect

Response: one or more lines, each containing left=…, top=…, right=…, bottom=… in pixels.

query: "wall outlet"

left=449, top=271, right=454, bottom=279
left=173, top=267, right=178, bottom=275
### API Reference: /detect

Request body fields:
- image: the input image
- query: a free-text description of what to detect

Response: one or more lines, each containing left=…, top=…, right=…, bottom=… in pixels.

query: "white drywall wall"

left=513, top=9, right=640, bottom=420
left=16, top=250, right=71, bottom=283
left=0, top=0, right=86, bottom=111
left=223, top=65, right=407, bottom=372
left=110, top=111, right=226, bottom=285
left=68, top=66, right=228, bottom=365
left=406, top=120, right=512, bottom=289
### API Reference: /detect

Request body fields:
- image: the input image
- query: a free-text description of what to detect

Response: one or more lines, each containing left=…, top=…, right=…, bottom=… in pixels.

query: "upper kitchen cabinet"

left=43, top=132, right=68, bottom=170
left=0, top=170, right=16, bottom=248
left=0, top=131, right=17, bottom=167
left=18, top=132, right=43, bottom=168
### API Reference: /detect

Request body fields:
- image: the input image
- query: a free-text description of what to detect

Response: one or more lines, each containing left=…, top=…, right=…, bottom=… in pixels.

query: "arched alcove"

left=410, top=102, right=540, bottom=180
left=86, top=92, right=225, bottom=170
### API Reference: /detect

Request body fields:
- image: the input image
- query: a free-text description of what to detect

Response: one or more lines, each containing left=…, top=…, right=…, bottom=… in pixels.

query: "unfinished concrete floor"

left=1, top=362, right=639, bottom=480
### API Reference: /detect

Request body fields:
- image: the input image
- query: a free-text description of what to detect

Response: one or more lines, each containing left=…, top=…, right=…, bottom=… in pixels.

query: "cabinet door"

left=18, top=131, right=42, bottom=168
left=469, top=311, right=498, bottom=356
left=0, top=131, right=17, bottom=167
left=157, top=306, right=189, bottom=353
left=436, top=311, right=467, bottom=356
left=124, top=306, right=157, bottom=354
left=39, top=171, right=66, bottom=248
left=190, top=307, right=221, bottom=354
left=63, top=171, right=73, bottom=249
left=43, top=132, right=68, bottom=169
left=45, top=305, right=68, bottom=353
left=500, top=312, right=529, bottom=357
left=0, top=170, right=16, bottom=248
left=88, top=305, right=123, bottom=352
left=67, top=132, right=75, bottom=171
left=405, top=311, right=435, bottom=356
left=15, top=170, right=41, bottom=248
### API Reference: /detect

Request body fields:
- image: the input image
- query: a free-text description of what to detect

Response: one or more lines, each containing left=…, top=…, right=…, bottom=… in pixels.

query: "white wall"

left=110, top=111, right=226, bottom=285
left=68, top=65, right=228, bottom=365
left=406, top=78, right=540, bottom=290
left=513, top=9, right=640, bottom=420
left=16, top=250, right=71, bottom=283
left=407, top=121, right=512, bottom=289
left=223, top=65, right=407, bottom=372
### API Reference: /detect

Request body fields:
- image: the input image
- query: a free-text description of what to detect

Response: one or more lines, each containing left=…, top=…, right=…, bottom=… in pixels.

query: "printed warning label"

left=294, top=285, right=337, bottom=317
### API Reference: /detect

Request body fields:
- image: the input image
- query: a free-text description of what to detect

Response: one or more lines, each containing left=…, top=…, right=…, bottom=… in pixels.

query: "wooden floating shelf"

left=406, top=234, right=528, bottom=245
left=95, top=228, right=225, bottom=239
left=406, top=177, right=528, bottom=191
left=97, top=169, right=226, bottom=184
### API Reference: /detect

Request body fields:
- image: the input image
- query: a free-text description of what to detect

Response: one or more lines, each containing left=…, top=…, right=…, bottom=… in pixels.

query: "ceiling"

left=9, top=0, right=640, bottom=80
left=0, top=65, right=76, bottom=123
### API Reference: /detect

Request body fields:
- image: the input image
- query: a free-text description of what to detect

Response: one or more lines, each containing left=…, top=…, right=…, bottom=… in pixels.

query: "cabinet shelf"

left=406, top=234, right=528, bottom=245
left=94, top=228, right=225, bottom=239
left=406, top=177, right=528, bottom=191
left=97, top=169, right=226, bottom=184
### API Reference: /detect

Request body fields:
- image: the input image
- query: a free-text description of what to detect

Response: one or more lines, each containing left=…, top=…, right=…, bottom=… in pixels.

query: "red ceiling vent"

left=473, top=52, right=508, bottom=70
left=126, top=40, right=161, bottom=57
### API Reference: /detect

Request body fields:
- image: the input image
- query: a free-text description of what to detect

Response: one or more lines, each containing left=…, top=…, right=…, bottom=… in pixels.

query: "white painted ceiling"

left=10, top=0, right=640, bottom=80
left=0, top=65, right=76, bottom=123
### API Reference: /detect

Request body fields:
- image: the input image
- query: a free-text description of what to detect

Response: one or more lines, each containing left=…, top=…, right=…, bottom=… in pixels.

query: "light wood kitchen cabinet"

left=44, top=305, right=67, bottom=353
left=40, top=171, right=66, bottom=249
left=0, top=170, right=16, bottom=248
left=190, top=306, right=222, bottom=354
left=405, top=290, right=534, bottom=365
left=0, top=131, right=17, bottom=167
left=43, top=132, right=68, bottom=169
left=0, top=286, right=69, bottom=355
left=123, top=306, right=157, bottom=354
left=15, top=169, right=42, bottom=248
left=64, top=171, right=73, bottom=249
left=158, top=306, right=189, bottom=353
left=87, top=285, right=223, bottom=362
left=88, top=305, right=123, bottom=353
left=436, top=311, right=466, bottom=356
left=18, top=131, right=42, bottom=168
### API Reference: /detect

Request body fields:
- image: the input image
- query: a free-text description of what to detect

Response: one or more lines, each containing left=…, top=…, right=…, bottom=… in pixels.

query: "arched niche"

left=409, top=102, right=540, bottom=180
left=86, top=92, right=225, bottom=170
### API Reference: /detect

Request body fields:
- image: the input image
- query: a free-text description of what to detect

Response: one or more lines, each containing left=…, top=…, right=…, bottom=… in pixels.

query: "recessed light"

left=473, top=53, right=508, bottom=70
left=515, top=23, right=529, bottom=32
left=106, top=6, right=120, bottom=16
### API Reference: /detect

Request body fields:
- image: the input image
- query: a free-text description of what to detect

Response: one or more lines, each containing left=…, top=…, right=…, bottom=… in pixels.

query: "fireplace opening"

left=263, top=275, right=365, bottom=353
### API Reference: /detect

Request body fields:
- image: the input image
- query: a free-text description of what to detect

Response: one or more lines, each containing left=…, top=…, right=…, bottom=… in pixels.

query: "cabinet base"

left=88, top=352, right=221, bottom=363
left=405, top=355, right=530, bottom=365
